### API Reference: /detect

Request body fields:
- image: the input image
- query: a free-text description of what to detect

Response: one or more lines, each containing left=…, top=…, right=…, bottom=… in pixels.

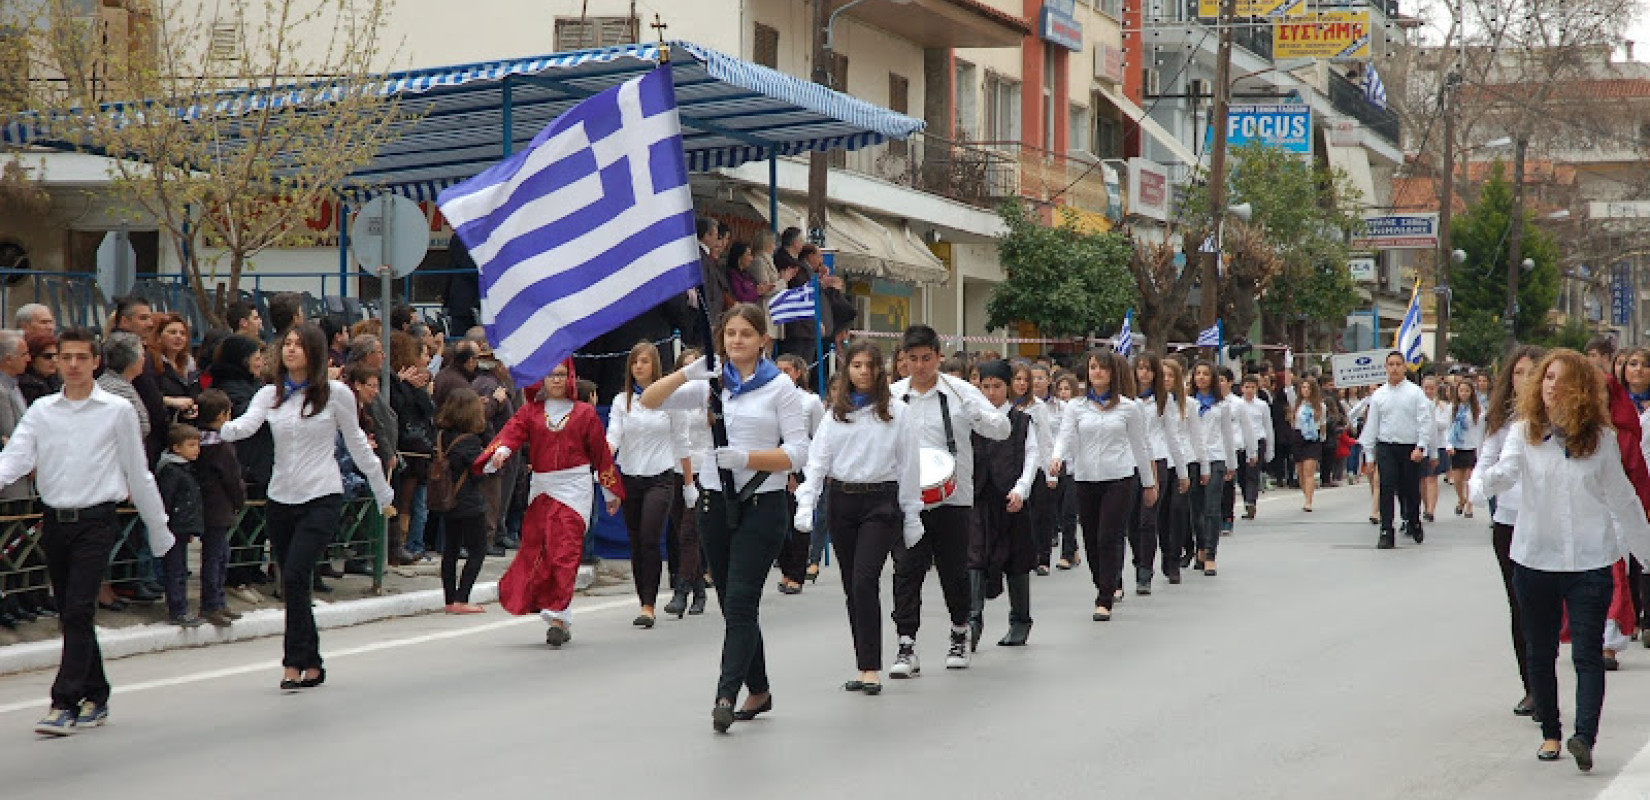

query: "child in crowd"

left=194, top=390, right=246, bottom=627
left=157, top=423, right=206, bottom=628
left=432, top=389, right=489, bottom=614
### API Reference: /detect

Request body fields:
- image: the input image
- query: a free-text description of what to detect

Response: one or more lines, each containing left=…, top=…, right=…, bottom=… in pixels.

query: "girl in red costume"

left=479, top=359, right=622, bottom=647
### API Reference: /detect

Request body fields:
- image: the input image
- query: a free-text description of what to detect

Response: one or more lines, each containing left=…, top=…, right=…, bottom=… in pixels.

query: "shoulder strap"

left=902, top=388, right=957, bottom=456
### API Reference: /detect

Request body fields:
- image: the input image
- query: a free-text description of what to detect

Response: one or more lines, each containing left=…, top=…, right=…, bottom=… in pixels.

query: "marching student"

left=1026, top=362, right=1061, bottom=574
left=1187, top=361, right=1249, bottom=576
left=1358, top=352, right=1433, bottom=549
left=1217, top=368, right=1256, bottom=538
left=665, top=348, right=711, bottom=618
left=774, top=353, right=825, bottom=595
left=1128, top=354, right=1195, bottom=594
left=1445, top=378, right=1484, bottom=518
left=1052, top=373, right=1083, bottom=571
left=968, top=360, right=1040, bottom=647
left=1235, top=374, right=1274, bottom=521
left=1422, top=375, right=1450, bottom=523
left=1160, top=358, right=1204, bottom=580
left=1291, top=377, right=1328, bottom=513
left=641, top=303, right=811, bottom=733
left=794, top=342, right=921, bottom=695
left=1009, top=361, right=1056, bottom=577
left=889, top=325, right=1010, bottom=674
left=607, top=341, right=690, bottom=627
left=1050, top=349, right=1156, bottom=621
left=1471, top=349, right=1650, bottom=772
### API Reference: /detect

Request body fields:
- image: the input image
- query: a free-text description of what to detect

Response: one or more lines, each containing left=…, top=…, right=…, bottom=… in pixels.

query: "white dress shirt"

left=1016, top=397, right=1055, bottom=477
left=1237, top=396, right=1273, bottom=460
left=1446, top=405, right=1485, bottom=452
left=796, top=386, right=826, bottom=437
left=1432, top=400, right=1453, bottom=453
left=1166, top=396, right=1206, bottom=476
left=1138, top=394, right=1189, bottom=474
left=1051, top=395, right=1155, bottom=486
left=795, top=401, right=922, bottom=520
left=657, top=373, right=811, bottom=495
left=1358, top=379, right=1433, bottom=451
left=220, top=381, right=392, bottom=508
left=607, top=392, right=688, bottom=477
left=0, top=385, right=174, bottom=554
left=1471, top=422, right=1521, bottom=527
left=1640, top=407, right=1650, bottom=470
left=675, top=407, right=711, bottom=476
left=890, top=375, right=1011, bottom=507
left=1472, top=420, right=1650, bottom=571
left=1190, top=394, right=1241, bottom=467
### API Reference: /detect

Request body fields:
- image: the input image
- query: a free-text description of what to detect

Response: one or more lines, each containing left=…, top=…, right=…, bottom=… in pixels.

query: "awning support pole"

left=502, top=76, right=514, bottom=158
left=769, top=155, right=779, bottom=234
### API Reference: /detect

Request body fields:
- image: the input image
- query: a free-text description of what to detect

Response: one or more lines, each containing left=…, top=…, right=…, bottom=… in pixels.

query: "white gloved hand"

left=902, top=513, right=925, bottom=549
left=714, top=446, right=749, bottom=470
left=148, top=527, right=177, bottom=558
left=683, top=481, right=700, bottom=510
left=793, top=507, right=814, bottom=534
left=682, top=354, right=718, bottom=382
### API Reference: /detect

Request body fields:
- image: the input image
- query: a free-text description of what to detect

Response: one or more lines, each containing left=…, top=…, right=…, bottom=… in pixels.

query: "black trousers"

left=1236, top=441, right=1265, bottom=505
left=1189, top=462, right=1227, bottom=559
left=42, top=507, right=119, bottom=709
left=1057, top=473, right=1080, bottom=560
left=267, top=495, right=343, bottom=671
left=438, top=512, right=487, bottom=604
left=1030, top=470, right=1057, bottom=568
left=621, top=472, right=674, bottom=607
left=1515, top=564, right=1612, bottom=745
left=668, top=473, right=703, bottom=583
left=1168, top=464, right=1199, bottom=571
left=775, top=485, right=810, bottom=584
left=700, top=491, right=788, bottom=702
left=1077, top=477, right=1138, bottom=610
left=827, top=488, right=901, bottom=671
left=1123, top=460, right=1170, bottom=583
left=892, top=504, right=972, bottom=637
left=1374, top=442, right=1423, bottom=532
left=1492, top=523, right=1530, bottom=692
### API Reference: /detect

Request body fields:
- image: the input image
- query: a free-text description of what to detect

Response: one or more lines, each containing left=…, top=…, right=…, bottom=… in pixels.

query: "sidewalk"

left=0, top=551, right=636, bottom=677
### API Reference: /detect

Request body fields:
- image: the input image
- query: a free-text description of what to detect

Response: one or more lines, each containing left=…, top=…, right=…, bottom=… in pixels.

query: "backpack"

left=426, top=430, right=475, bottom=514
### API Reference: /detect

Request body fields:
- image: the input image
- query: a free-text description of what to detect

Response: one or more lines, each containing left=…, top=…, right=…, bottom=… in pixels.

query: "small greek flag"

left=1114, top=309, right=1134, bottom=356
left=1364, top=64, right=1387, bottom=110
left=1196, top=320, right=1222, bottom=348
left=768, top=283, right=816, bottom=325
left=1396, top=277, right=1424, bottom=367
left=437, top=66, right=702, bottom=384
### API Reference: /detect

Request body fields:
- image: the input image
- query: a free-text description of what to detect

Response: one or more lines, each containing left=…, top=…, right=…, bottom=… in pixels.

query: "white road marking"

left=0, top=597, right=636, bottom=716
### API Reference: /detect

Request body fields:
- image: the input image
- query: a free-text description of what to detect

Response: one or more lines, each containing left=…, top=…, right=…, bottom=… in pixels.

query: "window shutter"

left=753, top=23, right=779, bottom=69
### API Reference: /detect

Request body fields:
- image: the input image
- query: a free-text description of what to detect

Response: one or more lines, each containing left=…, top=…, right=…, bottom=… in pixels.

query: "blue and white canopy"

left=2, top=40, right=925, bottom=200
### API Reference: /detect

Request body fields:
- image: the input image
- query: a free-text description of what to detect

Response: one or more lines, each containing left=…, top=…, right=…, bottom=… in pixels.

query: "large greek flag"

left=437, top=66, right=701, bottom=384
left=1396, top=277, right=1424, bottom=367
left=769, top=283, right=815, bottom=325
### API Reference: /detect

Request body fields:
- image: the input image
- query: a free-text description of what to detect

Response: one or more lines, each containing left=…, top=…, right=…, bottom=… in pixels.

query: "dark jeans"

left=700, top=491, right=788, bottom=702
left=439, top=512, right=487, bottom=604
left=1031, top=470, right=1058, bottom=568
left=1492, top=523, right=1530, bottom=692
left=1124, top=460, right=1171, bottom=582
left=267, top=495, right=343, bottom=671
left=1189, top=462, right=1227, bottom=559
left=892, top=504, right=973, bottom=637
left=827, top=487, right=901, bottom=671
left=42, top=507, right=119, bottom=709
left=1374, top=442, right=1423, bottom=532
left=1236, top=441, right=1265, bottom=505
left=1077, top=477, right=1138, bottom=610
left=1168, top=465, right=1198, bottom=571
left=1514, top=564, right=1612, bottom=745
left=621, top=472, right=674, bottom=607
left=161, top=531, right=200, bottom=619
left=1056, top=473, right=1079, bottom=560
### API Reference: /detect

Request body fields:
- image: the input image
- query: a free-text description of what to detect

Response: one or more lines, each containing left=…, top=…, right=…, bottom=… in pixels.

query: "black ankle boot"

left=688, top=578, right=707, bottom=615
left=967, top=569, right=986, bottom=652
left=998, top=573, right=1032, bottom=646
left=664, top=583, right=690, bottom=618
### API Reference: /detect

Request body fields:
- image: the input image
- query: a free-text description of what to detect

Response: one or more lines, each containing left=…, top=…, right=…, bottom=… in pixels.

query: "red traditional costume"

left=477, top=360, right=622, bottom=628
left=1562, top=377, right=1650, bottom=646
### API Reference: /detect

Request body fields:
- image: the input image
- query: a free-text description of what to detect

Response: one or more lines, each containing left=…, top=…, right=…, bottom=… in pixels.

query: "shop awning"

left=1093, top=83, right=1201, bottom=168
left=744, top=190, right=949, bottom=286
left=3, top=41, right=926, bottom=201
left=1324, top=143, right=1377, bottom=208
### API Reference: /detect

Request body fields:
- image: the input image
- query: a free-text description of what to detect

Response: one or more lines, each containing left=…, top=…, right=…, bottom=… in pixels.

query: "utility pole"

left=807, top=0, right=831, bottom=246
left=1504, top=135, right=1528, bottom=343
left=1434, top=69, right=1458, bottom=365
left=1200, top=0, right=1235, bottom=335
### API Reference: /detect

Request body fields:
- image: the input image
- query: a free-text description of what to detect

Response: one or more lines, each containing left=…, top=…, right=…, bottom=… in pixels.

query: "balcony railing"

left=841, top=133, right=1112, bottom=216
left=1327, top=70, right=1401, bottom=146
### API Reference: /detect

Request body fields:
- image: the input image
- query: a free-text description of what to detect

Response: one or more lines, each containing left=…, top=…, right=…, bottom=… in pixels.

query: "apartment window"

left=1094, top=113, right=1123, bottom=158
left=553, top=16, right=636, bottom=51
left=888, top=73, right=910, bottom=158
left=1098, top=0, right=1123, bottom=16
left=984, top=72, right=1021, bottom=145
left=954, top=60, right=979, bottom=141
left=753, top=23, right=779, bottom=69
left=1069, top=105, right=1091, bottom=154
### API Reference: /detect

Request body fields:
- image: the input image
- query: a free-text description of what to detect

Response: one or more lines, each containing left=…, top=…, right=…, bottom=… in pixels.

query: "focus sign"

left=1223, top=104, right=1312, bottom=154
left=1332, top=348, right=1391, bottom=388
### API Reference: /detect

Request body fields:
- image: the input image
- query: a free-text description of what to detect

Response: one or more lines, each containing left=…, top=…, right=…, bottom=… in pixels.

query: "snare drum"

left=918, top=448, right=957, bottom=507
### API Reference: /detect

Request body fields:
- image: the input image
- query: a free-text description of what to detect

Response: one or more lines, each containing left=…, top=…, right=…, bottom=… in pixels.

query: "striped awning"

left=2, top=40, right=925, bottom=200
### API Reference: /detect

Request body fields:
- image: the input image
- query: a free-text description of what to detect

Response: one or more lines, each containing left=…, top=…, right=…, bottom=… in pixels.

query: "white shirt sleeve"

left=957, top=379, right=1011, bottom=441
left=1597, top=441, right=1650, bottom=563
left=1479, top=421, right=1525, bottom=500
left=1413, top=390, right=1434, bottom=452
left=1127, top=402, right=1157, bottom=489
left=0, top=404, right=39, bottom=490
left=333, top=384, right=393, bottom=509
left=606, top=397, right=627, bottom=456
left=1051, top=403, right=1076, bottom=468
left=114, top=401, right=173, bottom=556
left=1014, top=418, right=1039, bottom=498
left=897, top=407, right=922, bottom=518
left=219, top=385, right=275, bottom=442
left=795, top=415, right=833, bottom=518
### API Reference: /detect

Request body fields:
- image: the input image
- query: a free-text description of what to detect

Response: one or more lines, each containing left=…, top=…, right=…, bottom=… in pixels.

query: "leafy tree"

left=1538, top=316, right=1594, bottom=352
left=1449, top=308, right=1508, bottom=368
left=1448, top=162, right=1561, bottom=341
left=986, top=200, right=1135, bottom=339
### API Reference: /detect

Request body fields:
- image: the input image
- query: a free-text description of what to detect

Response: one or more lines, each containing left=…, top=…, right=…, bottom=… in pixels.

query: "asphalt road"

left=3, top=481, right=1650, bottom=799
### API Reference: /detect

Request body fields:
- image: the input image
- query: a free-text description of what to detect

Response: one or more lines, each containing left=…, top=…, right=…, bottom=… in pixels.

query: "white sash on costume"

left=530, top=465, right=597, bottom=529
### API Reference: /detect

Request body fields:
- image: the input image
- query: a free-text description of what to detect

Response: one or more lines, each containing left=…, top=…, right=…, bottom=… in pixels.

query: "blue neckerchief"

left=1298, top=404, right=1319, bottom=441
left=1139, top=389, right=1154, bottom=401
left=1632, top=390, right=1650, bottom=411
left=1012, top=394, right=1032, bottom=408
left=1195, top=392, right=1217, bottom=417
left=723, top=359, right=781, bottom=398
left=849, top=391, right=873, bottom=409
left=1449, top=405, right=1470, bottom=448
left=1087, top=389, right=1112, bottom=407
left=632, top=383, right=645, bottom=396
left=282, top=376, right=310, bottom=403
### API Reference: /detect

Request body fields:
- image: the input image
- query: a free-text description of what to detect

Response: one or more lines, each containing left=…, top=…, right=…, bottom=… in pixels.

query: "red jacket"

left=1607, top=376, right=1650, bottom=512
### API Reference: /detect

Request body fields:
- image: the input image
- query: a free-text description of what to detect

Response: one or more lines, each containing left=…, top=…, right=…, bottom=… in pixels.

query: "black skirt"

left=1450, top=448, right=1478, bottom=470
left=1291, top=439, right=1323, bottom=463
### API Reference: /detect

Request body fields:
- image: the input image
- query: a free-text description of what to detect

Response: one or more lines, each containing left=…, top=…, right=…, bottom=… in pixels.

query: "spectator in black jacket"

left=193, top=390, right=245, bottom=627
left=207, top=334, right=272, bottom=594
left=157, top=424, right=206, bottom=628
left=389, top=330, right=435, bottom=565
left=20, top=331, right=60, bottom=406
left=432, top=389, right=488, bottom=613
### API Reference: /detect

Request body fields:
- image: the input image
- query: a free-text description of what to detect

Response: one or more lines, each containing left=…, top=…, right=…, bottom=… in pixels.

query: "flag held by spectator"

left=1364, top=64, right=1387, bottom=110
left=1396, top=276, right=1424, bottom=367
left=1114, top=309, right=1134, bottom=356
left=437, top=66, right=701, bottom=384
left=768, top=283, right=816, bottom=325
left=1196, top=320, right=1222, bottom=348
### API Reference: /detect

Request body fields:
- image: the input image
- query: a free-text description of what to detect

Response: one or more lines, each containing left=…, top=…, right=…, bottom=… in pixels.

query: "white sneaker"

left=945, top=628, right=970, bottom=669
left=889, top=636, right=919, bottom=678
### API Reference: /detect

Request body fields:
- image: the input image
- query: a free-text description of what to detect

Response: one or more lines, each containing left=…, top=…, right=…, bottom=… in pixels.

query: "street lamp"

left=825, top=0, right=912, bottom=48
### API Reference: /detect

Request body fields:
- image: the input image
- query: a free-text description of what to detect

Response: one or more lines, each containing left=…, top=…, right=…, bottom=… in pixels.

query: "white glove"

left=902, top=513, right=924, bottom=548
left=682, top=354, right=718, bottom=382
left=714, top=446, right=749, bottom=470
left=148, top=527, right=177, bottom=558
left=793, top=506, right=814, bottom=534
left=682, top=481, right=700, bottom=510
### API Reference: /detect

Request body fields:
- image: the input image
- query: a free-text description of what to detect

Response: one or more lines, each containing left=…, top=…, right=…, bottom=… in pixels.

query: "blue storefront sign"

left=1040, top=0, right=1083, bottom=52
left=1613, top=263, right=1634, bottom=326
left=1213, top=104, right=1313, bottom=154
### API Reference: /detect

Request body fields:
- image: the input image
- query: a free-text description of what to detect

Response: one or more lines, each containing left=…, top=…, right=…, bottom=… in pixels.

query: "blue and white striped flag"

left=1196, top=320, right=1222, bottom=348
left=768, top=283, right=816, bottom=325
left=437, top=66, right=701, bottom=384
left=1396, top=277, right=1424, bottom=367
left=1364, top=64, right=1387, bottom=110
left=1114, top=309, right=1134, bottom=356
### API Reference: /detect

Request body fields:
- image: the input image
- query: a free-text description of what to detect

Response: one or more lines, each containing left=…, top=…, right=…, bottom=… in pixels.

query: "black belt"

left=44, top=502, right=118, bottom=523
left=829, top=480, right=899, bottom=495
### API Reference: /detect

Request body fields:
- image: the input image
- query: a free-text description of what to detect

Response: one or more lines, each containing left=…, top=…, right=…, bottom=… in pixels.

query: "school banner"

left=1274, top=10, right=1371, bottom=59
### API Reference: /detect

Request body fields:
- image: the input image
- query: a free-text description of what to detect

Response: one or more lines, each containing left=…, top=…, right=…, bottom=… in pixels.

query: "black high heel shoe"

left=299, top=667, right=326, bottom=688
left=732, top=694, right=773, bottom=721
left=279, top=673, right=303, bottom=691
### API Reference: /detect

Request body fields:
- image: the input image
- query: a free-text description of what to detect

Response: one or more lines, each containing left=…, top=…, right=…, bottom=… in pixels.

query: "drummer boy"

left=966, top=360, right=1040, bottom=649
left=888, top=325, right=1011, bottom=676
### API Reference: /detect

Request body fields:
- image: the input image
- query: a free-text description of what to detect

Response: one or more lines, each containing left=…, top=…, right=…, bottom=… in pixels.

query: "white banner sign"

left=1332, top=348, right=1391, bottom=388
left=1348, top=255, right=1376, bottom=282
